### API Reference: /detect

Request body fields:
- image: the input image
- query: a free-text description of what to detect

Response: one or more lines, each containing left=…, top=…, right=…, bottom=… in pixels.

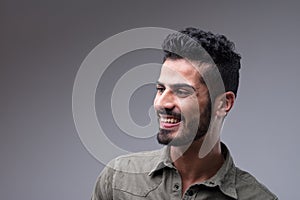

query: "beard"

left=156, top=100, right=212, bottom=146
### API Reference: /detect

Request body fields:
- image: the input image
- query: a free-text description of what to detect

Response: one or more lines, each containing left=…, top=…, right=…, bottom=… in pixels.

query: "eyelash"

left=156, top=86, right=165, bottom=93
left=175, top=89, right=190, bottom=96
left=156, top=86, right=191, bottom=97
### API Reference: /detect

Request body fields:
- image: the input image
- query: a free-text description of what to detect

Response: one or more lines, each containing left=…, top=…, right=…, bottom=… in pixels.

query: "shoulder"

left=235, top=167, right=278, bottom=200
left=92, top=149, right=164, bottom=199
left=108, top=149, right=164, bottom=174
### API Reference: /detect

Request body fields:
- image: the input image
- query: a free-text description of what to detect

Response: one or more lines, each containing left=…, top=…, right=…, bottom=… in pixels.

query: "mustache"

left=156, top=108, right=182, bottom=119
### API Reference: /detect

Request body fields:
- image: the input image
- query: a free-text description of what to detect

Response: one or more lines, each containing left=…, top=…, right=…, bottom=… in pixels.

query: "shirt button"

left=187, top=190, right=194, bottom=196
left=173, top=183, right=180, bottom=191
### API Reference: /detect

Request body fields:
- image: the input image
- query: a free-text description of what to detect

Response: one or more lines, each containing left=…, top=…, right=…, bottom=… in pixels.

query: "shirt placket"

left=170, top=169, right=182, bottom=199
left=182, top=188, right=196, bottom=200
left=170, top=169, right=197, bottom=200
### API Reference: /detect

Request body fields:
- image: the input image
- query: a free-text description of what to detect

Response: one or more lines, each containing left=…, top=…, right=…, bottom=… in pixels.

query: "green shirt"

left=92, top=143, right=278, bottom=200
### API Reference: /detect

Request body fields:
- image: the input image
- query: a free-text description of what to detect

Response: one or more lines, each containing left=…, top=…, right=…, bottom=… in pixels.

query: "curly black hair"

left=162, top=27, right=241, bottom=96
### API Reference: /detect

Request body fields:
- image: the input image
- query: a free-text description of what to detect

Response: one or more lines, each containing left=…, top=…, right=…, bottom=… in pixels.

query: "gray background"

left=1, top=0, right=299, bottom=199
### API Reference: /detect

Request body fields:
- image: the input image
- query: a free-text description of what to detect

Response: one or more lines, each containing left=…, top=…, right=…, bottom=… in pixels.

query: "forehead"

left=158, top=59, right=204, bottom=86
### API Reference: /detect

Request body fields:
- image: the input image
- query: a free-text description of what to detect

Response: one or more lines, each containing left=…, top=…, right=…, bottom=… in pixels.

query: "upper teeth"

left=161, top=118, right=179, bottom=123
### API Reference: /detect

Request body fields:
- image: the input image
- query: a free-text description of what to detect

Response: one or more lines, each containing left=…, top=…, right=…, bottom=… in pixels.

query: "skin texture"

left=154, top=58, right=235, bottom=195
left=154, top=59, right=211, bottom=146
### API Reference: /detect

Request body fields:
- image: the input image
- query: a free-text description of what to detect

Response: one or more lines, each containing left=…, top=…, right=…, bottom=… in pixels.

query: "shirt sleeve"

left=91, top=163, right=115, bottom=200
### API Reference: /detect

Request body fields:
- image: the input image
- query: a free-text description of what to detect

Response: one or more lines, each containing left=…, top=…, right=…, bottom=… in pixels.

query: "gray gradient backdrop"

left=1, top=0, right=299, bottom=199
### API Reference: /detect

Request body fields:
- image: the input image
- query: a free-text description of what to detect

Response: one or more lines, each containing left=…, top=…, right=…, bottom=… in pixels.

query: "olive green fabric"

left=92, top=143, right=278, bottom=200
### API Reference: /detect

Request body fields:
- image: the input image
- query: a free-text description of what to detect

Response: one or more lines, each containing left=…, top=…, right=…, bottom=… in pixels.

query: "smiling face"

left=154, top=58, right=211, bottom=146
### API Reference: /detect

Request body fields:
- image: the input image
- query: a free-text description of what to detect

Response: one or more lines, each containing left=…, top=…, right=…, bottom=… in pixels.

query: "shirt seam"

left=237, top=169, right=277, bottom=198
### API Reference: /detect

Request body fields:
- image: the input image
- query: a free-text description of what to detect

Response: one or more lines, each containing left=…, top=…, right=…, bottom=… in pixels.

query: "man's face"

left=154, top=58, right=211, bottom=146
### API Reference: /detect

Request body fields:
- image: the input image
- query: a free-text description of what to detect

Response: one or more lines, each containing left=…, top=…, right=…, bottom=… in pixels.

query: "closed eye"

left=174, top=88, right=193, bottom=97
left=156, top=85, right=165, bottom=94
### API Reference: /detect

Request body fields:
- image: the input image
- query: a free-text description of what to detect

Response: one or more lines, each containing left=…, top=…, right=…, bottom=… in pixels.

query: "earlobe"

left=215, top=100, right=227, bottom=117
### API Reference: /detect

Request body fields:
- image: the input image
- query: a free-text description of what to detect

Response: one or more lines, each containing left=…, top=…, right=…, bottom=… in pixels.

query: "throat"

left=171, top=142, right=225, bottom=194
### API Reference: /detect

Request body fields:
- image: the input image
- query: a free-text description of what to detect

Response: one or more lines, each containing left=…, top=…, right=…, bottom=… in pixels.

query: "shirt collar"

left=148, top=143, right=238, bottom=199
left=148, top=146, right=173, bottom=176
left=201, top=143, right=238, bottom=199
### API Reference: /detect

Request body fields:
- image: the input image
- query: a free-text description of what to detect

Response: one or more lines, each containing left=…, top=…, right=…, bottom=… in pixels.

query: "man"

left=92, top=27, right=278, bottom=199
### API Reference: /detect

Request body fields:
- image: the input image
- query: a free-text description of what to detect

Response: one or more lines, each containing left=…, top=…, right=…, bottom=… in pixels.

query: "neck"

left=170, top=139, right=224, bottom=193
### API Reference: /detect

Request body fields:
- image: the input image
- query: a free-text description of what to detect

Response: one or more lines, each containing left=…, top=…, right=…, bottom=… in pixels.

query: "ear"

left=224, top=91, right=235, bottom=113
left=215, top=91, right=235, bottom=117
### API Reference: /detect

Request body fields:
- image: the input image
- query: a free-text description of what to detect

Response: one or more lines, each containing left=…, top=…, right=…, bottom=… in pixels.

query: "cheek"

left=179, top=98, right=200, bottom=117
left=197, top=94, right=210, bottom=111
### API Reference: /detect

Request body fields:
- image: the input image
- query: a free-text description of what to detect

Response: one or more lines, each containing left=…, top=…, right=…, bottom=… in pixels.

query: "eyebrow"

left=156, top=81, right=196, bottom=91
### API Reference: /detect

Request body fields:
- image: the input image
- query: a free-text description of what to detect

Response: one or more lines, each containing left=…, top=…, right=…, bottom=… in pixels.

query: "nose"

left=154, top=89, right=175, bottom=110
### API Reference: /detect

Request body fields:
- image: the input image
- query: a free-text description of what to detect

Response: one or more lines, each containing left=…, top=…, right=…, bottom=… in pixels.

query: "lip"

left=159, top=116, right=182, bottom=129
left=158, top=113, right=182, bottom=129
left=160, top=121, right=181, bottom=129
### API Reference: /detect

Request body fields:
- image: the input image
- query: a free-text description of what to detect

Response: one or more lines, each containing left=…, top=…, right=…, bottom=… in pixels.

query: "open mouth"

left=160, top=116, right=180, bottom=124
left=159, top=115, right=182, bottom=129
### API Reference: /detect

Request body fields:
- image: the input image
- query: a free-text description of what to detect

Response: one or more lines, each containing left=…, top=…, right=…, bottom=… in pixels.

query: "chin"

left=156, top=130, right=193, bottom=146
left=156, top=129, right=173, bottom=145
left=156, top=127, right=208, bottom=146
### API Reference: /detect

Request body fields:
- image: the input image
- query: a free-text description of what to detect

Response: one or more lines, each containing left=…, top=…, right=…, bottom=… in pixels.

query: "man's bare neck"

left=170, top=140, right=224, bottom=194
